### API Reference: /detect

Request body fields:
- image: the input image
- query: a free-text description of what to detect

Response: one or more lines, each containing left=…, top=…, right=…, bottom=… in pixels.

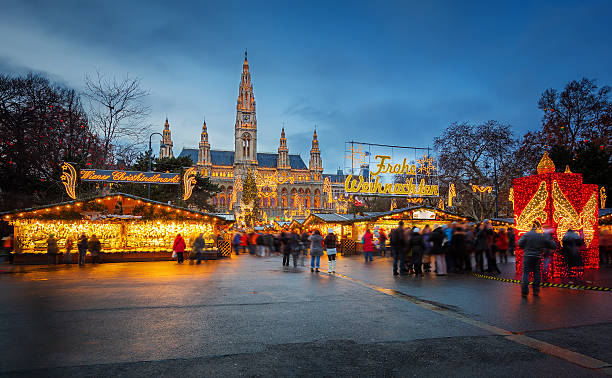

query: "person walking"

left=561, top=229, right=583, bottom=275
left=389, top=221, right=406, bottom=276
left=324, top=228, right=338, bottom=273
left=64, top=235, right=74, bottom=264
left=496, top=228, right=509, bottom=264
left=232, top=231, right=242, bottom=255
left=281, top=231, right=291, bottom=267
left=431, top=226, right=447, bottom=275
left=173, top=233, right=186, bottom=264
left=507, top=227, right=516, bottom=256
left=518, top=222, right=557, bottom=297
left=47, top=234, right=59, bottom=265
left=192, top=233, right=205, bottom=264
left=300, top=230, right=310, bottom=266
left=240, top=232, right=248, bottom=254
left=379, top=229, right=388, bottom=257
left=309, top=229, right=324, bottom=272
left=88, top=234, right=101, bottom=264
left=363, top=227, right=374, bottom=262
left=410, top=228, right=426, bottom=276
left=77, top=233, right=87, bottom=266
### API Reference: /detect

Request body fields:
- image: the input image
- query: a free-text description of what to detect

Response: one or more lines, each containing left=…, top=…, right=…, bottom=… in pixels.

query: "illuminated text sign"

left=80, top=170, right=181, bottom=184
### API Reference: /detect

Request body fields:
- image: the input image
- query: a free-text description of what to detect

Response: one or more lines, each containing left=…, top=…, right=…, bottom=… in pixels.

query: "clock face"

left=243, top=114, right=249, bottom=122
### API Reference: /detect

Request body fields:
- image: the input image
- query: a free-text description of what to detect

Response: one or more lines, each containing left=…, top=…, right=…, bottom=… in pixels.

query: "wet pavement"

left=1, top=254, right=611, bottom=377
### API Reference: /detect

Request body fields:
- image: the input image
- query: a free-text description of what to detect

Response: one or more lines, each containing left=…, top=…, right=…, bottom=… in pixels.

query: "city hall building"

left=158, top=52, right=343, bottom=218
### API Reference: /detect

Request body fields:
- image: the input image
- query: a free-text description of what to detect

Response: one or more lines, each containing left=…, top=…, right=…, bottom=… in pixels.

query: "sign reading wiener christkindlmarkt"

left=80, top=169, right=181, bottom=184
left=343, top=141, right=439, bottom=197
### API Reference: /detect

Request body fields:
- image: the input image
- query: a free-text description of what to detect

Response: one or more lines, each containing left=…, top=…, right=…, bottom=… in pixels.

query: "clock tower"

left=234, top=50, right=258, bottom=166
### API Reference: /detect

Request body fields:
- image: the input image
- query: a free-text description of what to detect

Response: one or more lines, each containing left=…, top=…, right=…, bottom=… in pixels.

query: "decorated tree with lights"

left=240, top=169, right=260, bottom=227
left=0, top=73, right=104, bottom=211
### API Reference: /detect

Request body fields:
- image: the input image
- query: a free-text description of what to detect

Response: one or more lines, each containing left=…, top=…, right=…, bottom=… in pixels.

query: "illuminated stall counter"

left=1, top=193, right=232, bottom=264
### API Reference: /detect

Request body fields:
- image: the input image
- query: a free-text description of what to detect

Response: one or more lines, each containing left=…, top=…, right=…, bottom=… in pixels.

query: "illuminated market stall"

left=1, top=193, right=232, bottom=264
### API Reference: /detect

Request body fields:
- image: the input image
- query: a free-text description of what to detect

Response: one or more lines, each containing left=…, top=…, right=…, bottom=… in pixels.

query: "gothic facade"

left=161, top=52, right=339, bottom=218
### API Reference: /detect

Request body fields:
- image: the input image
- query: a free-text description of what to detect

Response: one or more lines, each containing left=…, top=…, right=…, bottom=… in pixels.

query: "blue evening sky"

left=1, top=0, right=611, bottom=172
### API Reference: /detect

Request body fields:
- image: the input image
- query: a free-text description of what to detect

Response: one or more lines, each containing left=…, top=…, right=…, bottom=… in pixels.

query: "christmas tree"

left=241, top=168, right=260, bottom=227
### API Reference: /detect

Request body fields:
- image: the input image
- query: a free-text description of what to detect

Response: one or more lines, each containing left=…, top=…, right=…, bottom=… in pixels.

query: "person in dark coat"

left=87, top=234, right=102, bottom=264
left=430, top=226, right=447, bottom=275
left=77, top=234, right=88, bottom=266
left=561, top=229, right=583, bottom=271
left=192, top=233, right=205, bottom=264
left=324, top=228, right=338, bottom=273
left=281, top=231, right=291, bottom=267
left=518, top=222, right=557, bottom=297
left=389, top=221, right=406, bottom=276
left=410, top=228, right=426, bottom=276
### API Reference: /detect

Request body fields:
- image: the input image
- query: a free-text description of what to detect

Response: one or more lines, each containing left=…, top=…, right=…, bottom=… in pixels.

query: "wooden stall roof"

left=303, top=212, right=371, bottom=226
left=0, top=192, right=232, bottom=223
left=356, top=206, right=473, bottom=223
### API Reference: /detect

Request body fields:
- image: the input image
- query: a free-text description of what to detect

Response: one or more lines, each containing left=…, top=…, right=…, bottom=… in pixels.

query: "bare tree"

left=84, top=70, right=151, bottom=167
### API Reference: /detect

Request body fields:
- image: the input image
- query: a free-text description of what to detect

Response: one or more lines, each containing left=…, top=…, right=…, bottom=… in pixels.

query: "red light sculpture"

left=513, top=153, right=599, bottom=281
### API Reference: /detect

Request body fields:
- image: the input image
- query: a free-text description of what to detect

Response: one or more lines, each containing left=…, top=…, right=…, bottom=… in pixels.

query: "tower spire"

left=160, top=117, right=173, bottom=158
left=309, top=125, right=322, bottom=180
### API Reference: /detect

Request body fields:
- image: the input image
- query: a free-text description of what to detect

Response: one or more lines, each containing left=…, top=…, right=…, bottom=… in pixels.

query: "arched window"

left=314, top=189, right=321, bottom=208
left=305, top=189, right=311, bottom=208
left=281, top=188, right=288, bottom=208
left=241, top=133, right=251, bottom=158
left=291, top=188, right=298, bottom=208
left=220, top=194, right=226, bottom=207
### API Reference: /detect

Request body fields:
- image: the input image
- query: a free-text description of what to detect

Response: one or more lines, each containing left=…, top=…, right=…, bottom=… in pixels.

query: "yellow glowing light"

left=601, top=187, right=606, bottom=209
left=448, top=183, right=456, bottom=207
left=472, top=185, right=492, bottom=194
left=537, top=152, right=555, bottom=174
left=60, top=162, right=78, bottom=199
left=552, top=180, right=597, bottom=247
left=509, top=187, right=514, bottom=209
left=515, top=181, right=548, bottom=232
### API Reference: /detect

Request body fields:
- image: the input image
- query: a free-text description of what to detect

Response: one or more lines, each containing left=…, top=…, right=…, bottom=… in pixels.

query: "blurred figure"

left=192, top=233, right=205, bottom=264
left=390, top=221, right=406, bottom=276
left=507, top=227, right=516, bottom=256
left=410, top=228, right=426, bottom=277
left=324, top=228, right=337, bottom=273
left=300, top=230, right=310, bottom=266
left=290, top=231, right=300, bottom=268
left=518, top=222, right=557, bottom=297
left=256, top=231, right=265, bottom=256
left=422, top=225, right=433, bottom=272
left=363, top=227, right=374, bottom=263
left=281, top=231, right=291, bottom=267
left=541, top=228, right=555, bottom=279
left=232, top=231, right=242, bottom=255
left=378, top=228, right=387, bottom=257
left=173, top=233, right=186, bottom=264
left=309, top=229, right=324, bottom=272
left=88, top=234, right=101, bottom=264
left=77, top=233, right=88, bottom=266
left=431, top=226, right=446, bottom=276
left=495, top=228, right=508, bottom=264
left=64, top=235, right=74, bottom=265
left=600, top=228, right=612, bottom=265
left=47, top=234, right=59, bottom=265
left=561, top=229, right=583, bottom=272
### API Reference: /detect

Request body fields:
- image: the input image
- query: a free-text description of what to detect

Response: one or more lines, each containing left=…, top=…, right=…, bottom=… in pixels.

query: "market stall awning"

left=0, top=192, right=233, bottom=224
left=600, top=208, right=612, bottom=225
left=354, top=205, right=473, bottom=224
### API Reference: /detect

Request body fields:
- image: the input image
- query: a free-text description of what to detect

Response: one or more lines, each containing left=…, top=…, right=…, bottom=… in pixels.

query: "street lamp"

left=148, top=132, right=165, bottom=199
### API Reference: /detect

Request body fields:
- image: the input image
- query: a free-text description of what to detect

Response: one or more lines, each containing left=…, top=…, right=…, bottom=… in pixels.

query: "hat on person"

left=413, top=227, right=421, bottom=233
left=328, top=228, right=334, bottom=234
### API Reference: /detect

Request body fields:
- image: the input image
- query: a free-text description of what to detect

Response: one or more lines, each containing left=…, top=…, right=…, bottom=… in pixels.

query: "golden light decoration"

left=448, top=183, right=456, bottom=207
left=346, top=144, right=367, bottom=168
left=552, top=180, right=597, bottom=247
left=416, top=154, right=437, bottom=176
left=537, top=152, right=555, bottom=174
left=515, top=181, right=547, bottom=232
left=323, top=177, right=332, bottom=204
left=390, top=198, right=397, bottom=211
left=438, top=197, right=444, bottom=210
left=564, top=165, right=572, bottom=173
left=182, top=167, right=197, bottom=200
left=472, top=184, right=492, bottom=193
left=60, top=162, right=77, bottom=199
left=229, top=176, right=243, bottom=210
left=600, top=187, right=606, bottom=209
left=509, top=187, right=514, bottom=209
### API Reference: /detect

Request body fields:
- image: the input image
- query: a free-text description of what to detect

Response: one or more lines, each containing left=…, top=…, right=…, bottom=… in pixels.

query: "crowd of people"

left=46, top=233, right=101, bottom=266
left=228, top=228, right=339, bottom=273
left=386, top=220, right=516, bottom=277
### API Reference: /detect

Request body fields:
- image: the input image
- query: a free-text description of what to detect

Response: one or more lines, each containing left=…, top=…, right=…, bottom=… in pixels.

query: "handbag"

left=172, top=251, right=177, bottom=258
